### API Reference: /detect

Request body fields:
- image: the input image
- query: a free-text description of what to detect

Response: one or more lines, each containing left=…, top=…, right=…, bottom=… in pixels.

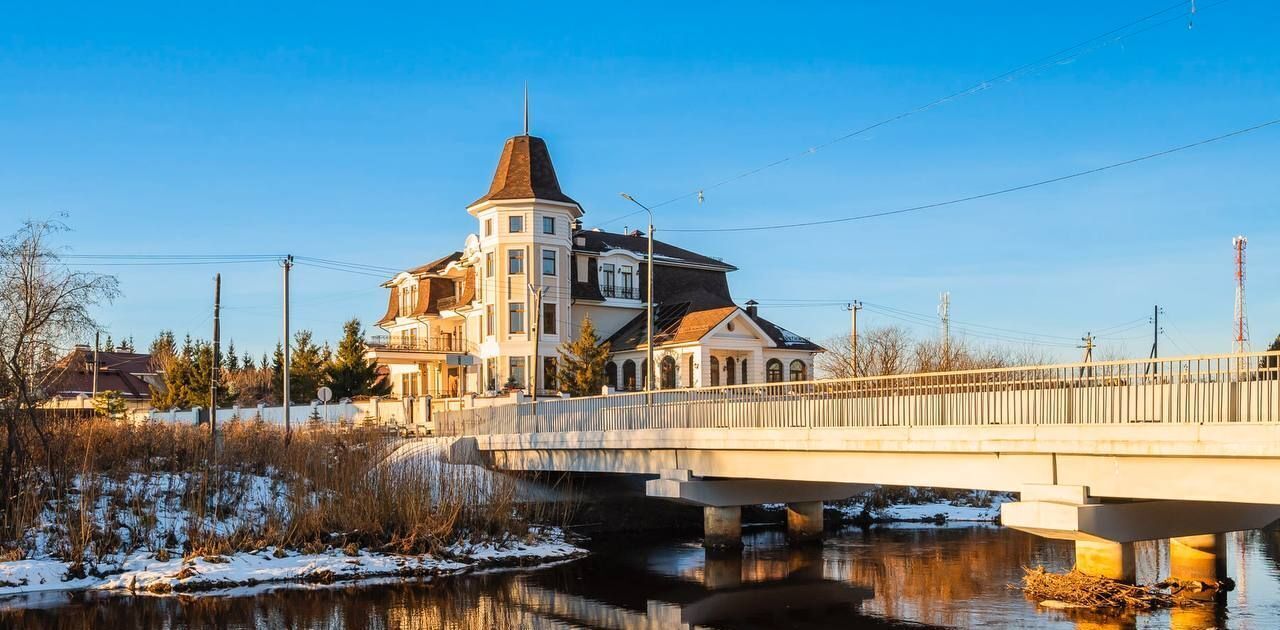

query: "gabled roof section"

left=574, top=230, right=736, bottom=271
left=408, top=251, right=463, bottom=276
left=469, top=135, right=579, bottom=208
left=42, top=348, right=157, bottom=400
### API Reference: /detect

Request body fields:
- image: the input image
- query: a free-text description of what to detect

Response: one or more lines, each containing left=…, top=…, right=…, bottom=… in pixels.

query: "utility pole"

left=210, top=273, right=221, bottom=438
left=845, top=301, right=862, bottom=378
left=938, top=292, right=951, bottom=366
left=91, top=330, right=100, bottom=401
left=528, top=284, right=545, bottom=403
left=1146, top=305, right=1164, bottom=376
left=1078, top=332, right=1095, bottom=377
left=282, top=255, right=294, bottom=438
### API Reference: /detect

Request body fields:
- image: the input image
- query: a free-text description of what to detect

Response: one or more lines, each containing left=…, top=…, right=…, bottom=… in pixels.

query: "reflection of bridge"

left=438, top=352, right=1280, bottom=584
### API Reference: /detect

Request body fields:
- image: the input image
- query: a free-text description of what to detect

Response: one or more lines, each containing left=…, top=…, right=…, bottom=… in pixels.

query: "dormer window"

left=509, top=215, right=524, bottom=233
left=398, top=285, right=417, bottom=316
left=619, top=266, right=633, bottom=298
left=601, top=263, right=615, bottom=297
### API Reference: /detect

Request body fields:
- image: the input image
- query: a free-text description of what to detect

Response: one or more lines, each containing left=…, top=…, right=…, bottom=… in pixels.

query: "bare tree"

left=817, top=324, right=1053, bottom=379
left=0, top=218, right=118, bottom=537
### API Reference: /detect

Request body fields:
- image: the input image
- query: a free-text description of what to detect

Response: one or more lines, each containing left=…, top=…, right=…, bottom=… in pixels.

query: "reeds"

left=0, top=416, right=566, bottom=570
left=1018, top=566, right=1216, bottom=610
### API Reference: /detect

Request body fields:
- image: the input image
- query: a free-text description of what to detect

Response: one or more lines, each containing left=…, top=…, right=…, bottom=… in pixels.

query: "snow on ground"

left=835, top=493, right=1011, bottom=523
left=1, top=527, right=583, bottom=599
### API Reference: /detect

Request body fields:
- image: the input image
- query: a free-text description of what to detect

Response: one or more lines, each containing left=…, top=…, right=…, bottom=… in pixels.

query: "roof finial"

left=522, top=82, right=529, bottom=136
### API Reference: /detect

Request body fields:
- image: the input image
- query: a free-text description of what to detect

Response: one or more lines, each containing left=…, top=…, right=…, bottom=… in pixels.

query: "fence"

left=434, top=352, right=1280, bottom=437
left=147, top=397, right=435, bottom=436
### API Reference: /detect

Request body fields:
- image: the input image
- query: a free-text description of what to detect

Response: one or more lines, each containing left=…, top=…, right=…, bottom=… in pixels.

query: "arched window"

left=709, top=357, right=720, bottom=386
left=790, top=359, right=807, bottom=382
left=687, top=355, right=695, bottom=388
left=622, top=360, right=637, bottom=391
left=605, top=361, right=618, bottom=390
left=640, top=359, right=648, bottom=390
left=766, top=359, right=784, bottom=383
left=725, top=357, right=736, bottom=385
left=661, top=356, right=677, bottom=389
left=741, top=359, right=749, bottom=384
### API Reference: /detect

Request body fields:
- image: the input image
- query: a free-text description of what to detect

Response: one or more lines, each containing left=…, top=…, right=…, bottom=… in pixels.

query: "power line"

left=665, top=116, right=1280, bottom=233
left=596, top=0, right=1216, bottom=228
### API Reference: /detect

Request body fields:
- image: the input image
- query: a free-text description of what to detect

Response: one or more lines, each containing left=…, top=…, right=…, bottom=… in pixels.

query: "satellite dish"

left=317, top=386, right=333, bottom=403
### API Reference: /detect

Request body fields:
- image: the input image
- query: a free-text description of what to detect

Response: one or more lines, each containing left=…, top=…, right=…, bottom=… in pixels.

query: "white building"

left=369, top=128, right=822, bottom=401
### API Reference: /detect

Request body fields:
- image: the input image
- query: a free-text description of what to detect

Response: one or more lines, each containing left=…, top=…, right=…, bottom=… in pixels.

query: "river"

left=4, top=523, right=1278, bottom=629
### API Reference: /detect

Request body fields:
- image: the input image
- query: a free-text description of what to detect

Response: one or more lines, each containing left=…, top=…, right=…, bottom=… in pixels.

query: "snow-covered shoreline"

left=0, top=527, right=584, bottom=602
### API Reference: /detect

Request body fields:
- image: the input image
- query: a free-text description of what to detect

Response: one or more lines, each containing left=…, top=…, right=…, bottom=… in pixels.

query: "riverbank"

left=0, top=526, right=584, bottom=599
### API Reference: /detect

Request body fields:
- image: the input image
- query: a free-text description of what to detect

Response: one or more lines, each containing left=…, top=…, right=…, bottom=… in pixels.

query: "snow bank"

left=1, top=527, right=583, bottom=599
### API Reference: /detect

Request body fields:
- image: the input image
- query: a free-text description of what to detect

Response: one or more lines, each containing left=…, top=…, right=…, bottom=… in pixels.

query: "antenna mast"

left=938, top=292, right=951, bottom=360
left=1233, top=235, right=1249, bottom=354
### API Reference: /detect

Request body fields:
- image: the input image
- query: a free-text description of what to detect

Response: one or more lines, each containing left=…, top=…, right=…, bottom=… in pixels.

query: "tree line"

left=148, top=319, right=389, bottom=410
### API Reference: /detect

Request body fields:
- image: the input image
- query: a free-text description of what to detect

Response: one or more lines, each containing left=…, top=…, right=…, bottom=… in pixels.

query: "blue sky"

left=2, top=1, right=1278, bottom=361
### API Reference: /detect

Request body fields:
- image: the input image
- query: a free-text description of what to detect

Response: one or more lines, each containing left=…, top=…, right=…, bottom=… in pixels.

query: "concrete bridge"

left=438, top=351, right=1280, bottom=583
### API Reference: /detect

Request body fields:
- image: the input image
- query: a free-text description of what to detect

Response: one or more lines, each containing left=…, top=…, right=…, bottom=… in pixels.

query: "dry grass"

left=1018, top=566, right=1220, bottom=611
left=0, top=416, right=568, bottom=568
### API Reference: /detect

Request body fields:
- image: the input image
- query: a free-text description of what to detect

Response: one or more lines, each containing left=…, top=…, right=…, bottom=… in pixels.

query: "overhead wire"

left=596, top=0, right=1217, bottom=228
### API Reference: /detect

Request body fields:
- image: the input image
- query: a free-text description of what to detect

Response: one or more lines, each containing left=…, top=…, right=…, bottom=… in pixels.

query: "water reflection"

left=3, top=524, right=1278, bottom=629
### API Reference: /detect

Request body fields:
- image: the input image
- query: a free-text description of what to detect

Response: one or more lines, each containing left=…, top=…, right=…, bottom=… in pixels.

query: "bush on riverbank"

left=0, top=417, right=562, bottom=574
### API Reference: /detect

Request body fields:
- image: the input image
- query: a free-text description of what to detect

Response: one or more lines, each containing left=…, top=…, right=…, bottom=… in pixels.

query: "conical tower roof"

left=469, top=135, right=579, bottom=208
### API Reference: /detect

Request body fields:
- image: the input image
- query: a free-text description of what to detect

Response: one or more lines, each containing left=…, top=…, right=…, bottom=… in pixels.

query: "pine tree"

left=101, top=333, right=113, bottom=352
left=226, top=341, right=240, bottom=372
left=556, top=315, right=611, bottom=396
left=325, top=319, right=391, bottom=399
left=121, top=336, right=135, bottom=353
left=271, top=331, right=328, bottom=403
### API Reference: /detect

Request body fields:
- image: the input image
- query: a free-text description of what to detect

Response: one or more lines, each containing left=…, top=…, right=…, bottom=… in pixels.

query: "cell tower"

left=938, top=292, right=951, bottom=356
left=1233, top=235, right=1249, bottom=354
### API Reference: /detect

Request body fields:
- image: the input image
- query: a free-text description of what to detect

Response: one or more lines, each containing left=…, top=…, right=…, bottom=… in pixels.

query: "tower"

left=1233, top=235, right=1249, bottom=354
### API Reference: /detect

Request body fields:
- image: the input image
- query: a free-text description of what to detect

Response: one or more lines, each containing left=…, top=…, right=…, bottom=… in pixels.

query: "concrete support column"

left=786, top=501, right=824, bottom=545
left=1075, top=540, right=1136, bottom=583
left=1170, top=533, right=1229, bottom=584
left=703, top=506, right=742, bottom=550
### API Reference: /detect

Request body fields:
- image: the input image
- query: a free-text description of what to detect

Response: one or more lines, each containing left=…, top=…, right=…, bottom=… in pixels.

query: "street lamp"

left=619, top=193, right=655, bottom=396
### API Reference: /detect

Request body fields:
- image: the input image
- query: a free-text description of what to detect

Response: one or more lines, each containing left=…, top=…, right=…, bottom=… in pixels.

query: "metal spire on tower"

left=1233, top=235, right=1249, bottom=354
left=523, top=82, right=530, bottom=136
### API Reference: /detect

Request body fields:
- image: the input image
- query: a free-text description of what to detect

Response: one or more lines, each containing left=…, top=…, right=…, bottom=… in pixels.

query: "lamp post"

left=619, top=193, right=655, bottom=397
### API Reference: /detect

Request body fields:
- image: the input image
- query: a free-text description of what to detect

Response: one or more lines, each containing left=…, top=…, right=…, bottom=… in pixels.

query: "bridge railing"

left=434, top=351, right=1280, bottom=436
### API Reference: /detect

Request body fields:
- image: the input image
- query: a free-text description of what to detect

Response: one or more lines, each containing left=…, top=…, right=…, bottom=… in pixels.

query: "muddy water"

left=3, top=524, right=1278, bottom=629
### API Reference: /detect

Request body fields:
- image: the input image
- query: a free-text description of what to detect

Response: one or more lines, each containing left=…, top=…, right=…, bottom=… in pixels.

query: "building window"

left=543, top=356, right=557, bottom=391
left=741, top=359, right=749, bottom=384
left=622, top=360, right=636, bottom=390
left=542, top=302, right=557, bottom=335
left=606, top=361, right=618, bottom=389
left=601, top=263, right=615, bottom=297
left=790, top=359, right=807, bottom=382
left=509, top=215, right=524, bottom=233
left=640, top=359, right=647, bottom=389
left=484, top=218, right=493, bottom=237
left=486, top=358, right=497, bottom=391
left=398, top=285, right=417, bottom=317
left=509, top=357, right=526, bottom=389
left=766, top=359, right=784, bottom=383
left=542, top=249, right=556, bottom=276
left=709, top=357, right=720, bottom=386
left=508, top=303, right=525, bottom=334
left=619, top=266, right=633, bottom=298
left=543, top=216, right=555, bottom=234
left=400, top=373, right=418, bottom=398
left=661, top=356, right=677, bottom=389
left=508, top=249, right=524, bottom=275
left=725, top=357, right=736, bottom=385
left=485, top=304, right=495, bottom=336
left=485, top=252, right=494, bottom=277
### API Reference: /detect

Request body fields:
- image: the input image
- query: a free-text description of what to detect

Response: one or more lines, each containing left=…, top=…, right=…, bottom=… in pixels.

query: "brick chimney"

left=745, top=299, right=758, bottom=317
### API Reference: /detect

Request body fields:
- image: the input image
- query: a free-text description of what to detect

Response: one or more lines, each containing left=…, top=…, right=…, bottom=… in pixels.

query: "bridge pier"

left=785, top=501, right=824, bottom=545
left=703, top=506, right=743, bottom=550
left=1075, top=540, right=1136, bottom=583
left=1169, top=533, right=1229, bottom=584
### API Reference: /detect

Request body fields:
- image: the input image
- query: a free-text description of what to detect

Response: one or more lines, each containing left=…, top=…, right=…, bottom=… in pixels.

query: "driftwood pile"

left=1017, top=567, right=1227, bottom=611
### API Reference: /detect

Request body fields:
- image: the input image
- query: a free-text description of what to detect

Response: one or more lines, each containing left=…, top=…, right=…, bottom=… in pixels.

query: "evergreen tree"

left=93, top=390, right=127, bottom=420
left=226, top=341, right=240, bottom=372
left=120, top=336, right=135, bottom=353
left=101, top=333, right=113, bottom=352
left=242, top=351, right=255, bottom=371
left=271, top=331, right=328, bottom=403
left=556, top=315, right=611, bottom=396
left=325, top=319, right=391, bottom=399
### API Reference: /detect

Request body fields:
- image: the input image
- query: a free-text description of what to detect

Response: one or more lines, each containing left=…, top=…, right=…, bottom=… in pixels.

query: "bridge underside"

left=450, top=424, right=1280, bottom=581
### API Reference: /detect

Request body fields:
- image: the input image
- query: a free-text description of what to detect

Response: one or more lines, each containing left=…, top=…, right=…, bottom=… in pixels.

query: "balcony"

left=367, top=335, right=464, bottom=353
left=601, top=285, right=637, bottom=299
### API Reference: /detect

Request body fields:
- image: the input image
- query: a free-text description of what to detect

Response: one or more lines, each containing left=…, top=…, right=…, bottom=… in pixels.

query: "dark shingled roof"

left=748, top=313, right=825, bottom=352
left=42, top=348, right=157, bottom=400
left=407, top=251, right=462, bottom=275
left=470, top=135, right=579, bottom=207
left=605, top=294, right=823, bottom=353
left=574, top=230, right=736, bottom=270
